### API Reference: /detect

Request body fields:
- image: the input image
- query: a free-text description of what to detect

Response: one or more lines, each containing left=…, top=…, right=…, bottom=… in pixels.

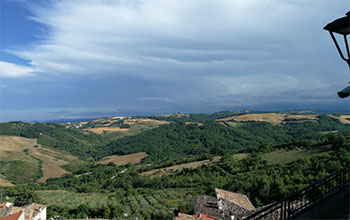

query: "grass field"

left=0, top=135, right=37, bottom=155
left=0, top=174, right=15, bottom=187
left=105, top=123, right=162, bottom=138
left=217, top=113, right=318, bottom=124
left=262, top=146, right=333, bottom=165
left=0, top=136, right=42, bottom=183
left=113, top=118, right=170, bottom=138
left=0, top=135, right=80, bottom=184
left=140, top=156, right=221, bottom=177
left=233, top=153, right=249, bottom=160
left=0, top=178, right=15, bottom=187
left=97, top=152, right=148, bottom=166
left=28, top=145, right=78, bottom=182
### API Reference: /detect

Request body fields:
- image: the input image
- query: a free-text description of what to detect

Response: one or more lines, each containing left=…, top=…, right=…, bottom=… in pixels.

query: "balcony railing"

left=245, top=164, right=350, bottom=220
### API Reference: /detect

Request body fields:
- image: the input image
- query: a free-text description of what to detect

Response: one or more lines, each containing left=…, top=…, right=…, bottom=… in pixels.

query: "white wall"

left=32, top=207, right=47, bottom=220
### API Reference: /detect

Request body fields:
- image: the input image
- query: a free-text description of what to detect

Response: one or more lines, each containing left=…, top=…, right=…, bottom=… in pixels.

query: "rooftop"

left=215, top=188, right=255, bottom=211
left=175, top=213, right=221, bottom=220
left=0, top=203, right=46, bottom=220
left=0, top=211, right=23, bottom=220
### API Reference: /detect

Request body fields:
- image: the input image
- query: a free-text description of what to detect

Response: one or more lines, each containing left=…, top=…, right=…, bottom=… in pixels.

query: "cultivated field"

left=0, top=177, right=15, bottom=187
left=97, top=152, right=148, bottom=166
left=184, top=122, right=204, bottom=126
left=233, top=153, right=249, bottom=160
left=218, top=121, right=242, bottom=127
left=83, top=117, right=170, bottom=136
left=140, top=156, right=221, bottom=177
left=286, top=114, right=318, bottom=120
left=0, top=135, right=78, bottom=183
left=124, top=118, right=170, bottom=126
left=217, top=113, right=318, bottom=124
left=329, top=115, right=350, bottom=124
left=160, top=113, right=190, bottom=118
left=0, top=136, right=37, bottom=155
left=0, top=136, right=42, bottom=183
left=262, top=146, right=333, bottom=165
left=85, top=127, right=130, bottom=135
left=29, top=147, right=77, bottom=182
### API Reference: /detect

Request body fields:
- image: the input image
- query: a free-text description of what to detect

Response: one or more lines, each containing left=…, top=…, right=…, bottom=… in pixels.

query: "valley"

left=0, top=111, right=349, bottom=219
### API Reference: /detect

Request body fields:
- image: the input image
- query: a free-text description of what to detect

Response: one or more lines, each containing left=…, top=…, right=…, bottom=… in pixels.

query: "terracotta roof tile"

left=176, top=213, right=200, bottom=220
left=193, top=213, right=221, bottom=220
left=0, top=211, right=23, bottom=220
left=175, top=213, right=222, bottom=220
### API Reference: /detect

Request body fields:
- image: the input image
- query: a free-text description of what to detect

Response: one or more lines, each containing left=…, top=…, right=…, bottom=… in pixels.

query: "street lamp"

left=324, top=11, right=350, bottom=98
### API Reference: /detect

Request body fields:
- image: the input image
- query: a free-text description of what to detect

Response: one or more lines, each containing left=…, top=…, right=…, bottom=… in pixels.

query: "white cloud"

left=138, top=97, right=175, bottom=102
left=0, top=61, right=37, bottom=78
left=2, top=0, right=349, bottom=116
left=10, top=0, right=340, bottom=78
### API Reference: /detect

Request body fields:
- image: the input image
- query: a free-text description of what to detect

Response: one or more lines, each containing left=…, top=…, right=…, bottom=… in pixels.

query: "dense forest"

left=0, top=113, right=349, bottom=219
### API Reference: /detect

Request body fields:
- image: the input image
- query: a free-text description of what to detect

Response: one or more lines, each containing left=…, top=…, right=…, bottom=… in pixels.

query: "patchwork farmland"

left=0, top=135, right=80, bottom=184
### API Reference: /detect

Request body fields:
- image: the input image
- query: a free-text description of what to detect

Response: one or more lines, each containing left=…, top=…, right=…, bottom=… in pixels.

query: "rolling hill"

left=0, top=112, right=349, bottom=219
left=0, top=112, right=349, bottom=184
left=0, top=135, right=82, bottom=185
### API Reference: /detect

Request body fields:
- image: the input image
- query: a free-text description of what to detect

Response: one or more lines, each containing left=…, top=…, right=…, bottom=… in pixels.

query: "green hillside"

left=103, top=115, right=348, bottom=162
left=0, top=122, right=105, bottom=159
left=1, top=113, right=349, bottom=219
left=1, top=115, right=348, bottom=163
left=4, top=132, right=347, bottom=219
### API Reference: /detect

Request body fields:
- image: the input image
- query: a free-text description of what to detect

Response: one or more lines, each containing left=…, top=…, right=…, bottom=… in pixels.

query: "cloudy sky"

left=0, top=0, right=349, bottom=121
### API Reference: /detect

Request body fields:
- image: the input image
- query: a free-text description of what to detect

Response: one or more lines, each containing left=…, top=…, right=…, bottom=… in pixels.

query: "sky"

left=0, top=0, right=349, bottom=122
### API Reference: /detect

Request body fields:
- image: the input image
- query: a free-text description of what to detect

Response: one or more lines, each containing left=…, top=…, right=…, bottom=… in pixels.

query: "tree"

left=14, top=189, right=41, bottom=206
left=101, top=205, right=111, bottom=219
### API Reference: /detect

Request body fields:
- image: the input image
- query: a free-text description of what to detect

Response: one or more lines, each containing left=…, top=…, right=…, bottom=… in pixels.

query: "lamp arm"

left=328, top=31, right=349, bottom=62
left=343, top=35, right=350, bottom=71
left=344, top=35, right=350, bottom=61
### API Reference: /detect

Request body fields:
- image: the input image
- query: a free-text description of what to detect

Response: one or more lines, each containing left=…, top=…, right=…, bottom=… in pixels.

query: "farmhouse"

left=190, top=188, right=256, bottom=220
left=0, top=203, right=46, bottom=220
